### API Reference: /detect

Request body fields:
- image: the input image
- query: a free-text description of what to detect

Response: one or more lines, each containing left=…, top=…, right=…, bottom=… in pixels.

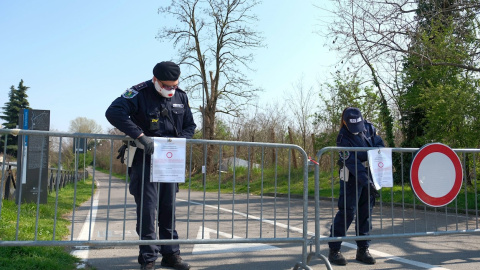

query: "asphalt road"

left=68, top=169, right=480, bottom=270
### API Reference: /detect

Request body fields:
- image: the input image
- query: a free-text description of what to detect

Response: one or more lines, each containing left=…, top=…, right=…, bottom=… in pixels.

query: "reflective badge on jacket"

left=122, top=88, right=138, bottom=99
left=339, top=150, right=350, bottom=160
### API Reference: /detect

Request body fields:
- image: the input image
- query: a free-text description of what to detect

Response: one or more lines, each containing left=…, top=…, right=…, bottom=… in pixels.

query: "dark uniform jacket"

left=105, top=80, right=196, bottom=140
left=336, top=121, right=384, bottom=186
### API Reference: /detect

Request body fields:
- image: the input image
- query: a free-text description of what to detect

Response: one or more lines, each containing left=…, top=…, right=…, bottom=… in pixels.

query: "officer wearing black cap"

left=106, top=61, right=196, bottom=270
left=327, top=107, right=384, bottom=266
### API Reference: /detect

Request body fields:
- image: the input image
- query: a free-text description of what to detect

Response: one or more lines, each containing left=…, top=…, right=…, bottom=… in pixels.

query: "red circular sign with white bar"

left=410, top=143, right=463, bottom=207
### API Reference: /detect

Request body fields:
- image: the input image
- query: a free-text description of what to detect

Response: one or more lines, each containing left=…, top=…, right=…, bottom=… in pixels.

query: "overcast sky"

left=0, top=0, right=337, bottom=132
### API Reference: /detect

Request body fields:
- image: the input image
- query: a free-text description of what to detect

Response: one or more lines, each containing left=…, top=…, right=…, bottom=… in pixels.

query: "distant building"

left=219, top=157, right=260, bottom=172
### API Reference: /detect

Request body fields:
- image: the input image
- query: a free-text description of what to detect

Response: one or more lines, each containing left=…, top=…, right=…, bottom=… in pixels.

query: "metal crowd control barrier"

left=311, top=146, right=480, bottom=266
left=0, top=129, right=317, bottom=270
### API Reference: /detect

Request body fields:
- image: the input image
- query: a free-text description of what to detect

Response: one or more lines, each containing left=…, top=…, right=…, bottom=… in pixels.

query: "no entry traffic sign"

left=410, top=143, right=463, bottom=207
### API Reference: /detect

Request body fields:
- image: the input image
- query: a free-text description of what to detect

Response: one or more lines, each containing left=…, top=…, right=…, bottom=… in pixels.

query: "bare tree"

left=283, top=76, right=318, bottom=155
left=157, top=0, right=264, bottom=141
left=69, top=117, right=103, bottom=134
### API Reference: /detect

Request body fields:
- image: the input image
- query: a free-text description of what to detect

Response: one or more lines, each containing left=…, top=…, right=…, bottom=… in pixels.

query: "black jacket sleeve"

left=105, top=94, right=143, bottom=139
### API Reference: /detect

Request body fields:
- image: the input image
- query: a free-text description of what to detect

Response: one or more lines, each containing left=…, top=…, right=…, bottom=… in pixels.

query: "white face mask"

left=154, top=80, right=176, bottom=98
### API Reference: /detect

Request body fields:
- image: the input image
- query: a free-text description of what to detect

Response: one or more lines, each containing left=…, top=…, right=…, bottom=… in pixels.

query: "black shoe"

left=161, top=254, right=191, bottom=270
left=356, top=247, right=376, bottom=264
left=140, top=261, right=155, bottom=270
left=328, top=249, right=347, bottom=265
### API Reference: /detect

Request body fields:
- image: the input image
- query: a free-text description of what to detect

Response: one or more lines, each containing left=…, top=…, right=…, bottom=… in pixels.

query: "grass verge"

left=0, top=177, right=96, bottom=270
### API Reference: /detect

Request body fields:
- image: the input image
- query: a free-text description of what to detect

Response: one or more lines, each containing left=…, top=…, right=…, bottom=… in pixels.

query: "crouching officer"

left=105, top=61, right=196, bottom=270
left=327, top=107, right=384, bottom=266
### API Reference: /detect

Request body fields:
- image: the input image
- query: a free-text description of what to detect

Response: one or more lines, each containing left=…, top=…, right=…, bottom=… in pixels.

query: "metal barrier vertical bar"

left=463, top=152, right=468, bottom=230
left=83, top=138, right=87, bottom=182
left=424, top=204, right=428, bottom=232
left=260, top=146, right=264, bottom=238
left=201, top=143, right=208, bottom=239
left=301, top=148, right=310, bottom=269
left=106, top=139, right=114, bottom=240
left=474, top=152, right=478, bottom=229
left=445, top=206, right=448, bottom=231
left=88, top=140, right=98, bottom=241
left=246, top=146, right=251, bottom=238
left=15, top=133, right=26, bottom=241
left=287, top=148, right=292, bottom=238
left=34, top=136, right=46, bottom=241
left=171, top=183, right=175, bottom=240
left=313, top=149, right=321, bottom=255
left=232, top=146, right=236, bottom=238
left=123, top=140, right=130, bottom=240
left=53, top=136, right=63, bottom=240
left=217, top=146, right=222, bottom=238
left=330, top=152, right=336, bottom=240
left=390, top=179, right=394, bottom=234
left=354, top=151, right=358, bottom=237
left=274, top=147, right=278, bottom=238
left=71, top=137, right=79, bottom=241
left=401, top=152, right=405, bottom=234
left=186, top=143, right=193, bottom=239
left=156, top=181, right=160, bottom=238
left=139, top=149, right=146, bottom=240
left=455, top=198, right=459, bottom=231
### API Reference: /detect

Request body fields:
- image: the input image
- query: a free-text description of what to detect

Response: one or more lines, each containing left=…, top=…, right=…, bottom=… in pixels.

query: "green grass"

left=0, top=178, right=96, bottom=270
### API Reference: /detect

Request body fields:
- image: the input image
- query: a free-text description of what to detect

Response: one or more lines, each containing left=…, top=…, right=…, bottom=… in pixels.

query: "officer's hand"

left=138, top=135, right=154, bottom=155
left=116, top=144, right=128, bottom=164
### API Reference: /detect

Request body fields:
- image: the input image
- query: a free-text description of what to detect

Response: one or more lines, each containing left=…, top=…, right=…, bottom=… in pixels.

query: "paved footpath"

left=69, top=169, right=480, bottom=270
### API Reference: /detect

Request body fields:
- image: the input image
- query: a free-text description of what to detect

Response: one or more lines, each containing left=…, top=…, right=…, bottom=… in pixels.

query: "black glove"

left=116, top=143, right=128, bottom=164
left=138, top=135, right=154, bottom=155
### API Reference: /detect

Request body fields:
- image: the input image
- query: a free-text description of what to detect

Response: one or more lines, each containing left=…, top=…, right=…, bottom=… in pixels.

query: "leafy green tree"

left=0, top=80, right=31, bottom=156
left=314, top=72, right=380, bottom=150
left=400, top=0, right=480, bottom=148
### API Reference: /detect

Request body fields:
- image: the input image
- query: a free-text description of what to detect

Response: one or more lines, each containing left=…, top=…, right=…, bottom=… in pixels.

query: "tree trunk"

left=288, top=126, right=298, bottom=169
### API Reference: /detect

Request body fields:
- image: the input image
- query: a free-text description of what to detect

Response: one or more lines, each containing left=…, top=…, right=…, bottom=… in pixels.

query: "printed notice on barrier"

left=367, top=148, right=393, bottom=190
left=150, top=137, right=186, bottom=183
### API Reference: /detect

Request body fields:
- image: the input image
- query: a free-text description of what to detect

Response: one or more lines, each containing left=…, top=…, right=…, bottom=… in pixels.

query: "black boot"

left=140, top=261, right=155, bottom=270
left=328, top=249, right=347, bottom=265
left=356, top=247, right=376, bottom=264
left=161, top=254, right=191, bottom=270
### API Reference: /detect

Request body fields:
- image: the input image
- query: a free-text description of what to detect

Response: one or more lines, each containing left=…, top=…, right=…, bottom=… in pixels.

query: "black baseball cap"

left=343, top=107, right=365, bottom=133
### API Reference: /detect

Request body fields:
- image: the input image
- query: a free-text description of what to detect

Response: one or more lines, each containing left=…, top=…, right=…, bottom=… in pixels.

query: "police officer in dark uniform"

left=105, top=61, right=196, bottom=270
left=327, top=107, right=384, bottom=266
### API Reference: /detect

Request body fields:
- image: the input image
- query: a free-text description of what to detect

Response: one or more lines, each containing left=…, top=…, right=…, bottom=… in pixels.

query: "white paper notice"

left=150, top=137, right=186, bottom=183
left=367, top=148, right=393, bottom=190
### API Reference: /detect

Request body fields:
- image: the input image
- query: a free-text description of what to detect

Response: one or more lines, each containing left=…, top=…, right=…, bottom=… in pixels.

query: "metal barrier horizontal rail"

left=313, top=146, right=480, bottom=263
left=0, top=128, right=317, bottom=270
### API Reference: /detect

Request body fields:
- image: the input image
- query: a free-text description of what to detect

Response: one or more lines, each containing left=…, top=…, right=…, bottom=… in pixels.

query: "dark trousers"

left=130, top=152, right=180, bottom=264
left=328, top=178, right=375, bottom=251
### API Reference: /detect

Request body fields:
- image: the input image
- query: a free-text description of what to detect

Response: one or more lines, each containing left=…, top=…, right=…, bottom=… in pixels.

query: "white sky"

left=0, top=0, right=337, bottom=132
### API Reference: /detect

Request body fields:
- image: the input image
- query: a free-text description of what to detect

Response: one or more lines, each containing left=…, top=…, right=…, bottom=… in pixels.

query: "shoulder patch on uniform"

left=121, top=88, right=139, bottom=99
left=132, top=82, right=148, bottom=91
